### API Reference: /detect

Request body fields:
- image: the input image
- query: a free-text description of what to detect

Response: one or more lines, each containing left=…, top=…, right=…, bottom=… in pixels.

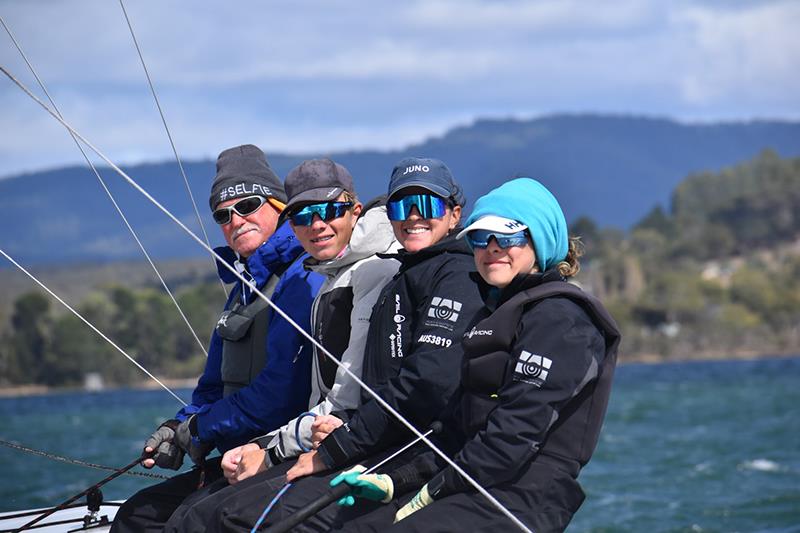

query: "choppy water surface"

left=2, top=357, right=799, bottom=532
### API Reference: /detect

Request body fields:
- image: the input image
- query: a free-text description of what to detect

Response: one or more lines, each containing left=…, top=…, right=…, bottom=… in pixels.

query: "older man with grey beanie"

left=112, top=145, right=324, bottom=532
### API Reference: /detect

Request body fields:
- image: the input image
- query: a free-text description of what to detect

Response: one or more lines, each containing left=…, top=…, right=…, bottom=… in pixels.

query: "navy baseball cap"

left=284, top=159, right=355, bottom=211
left=387, top=157, right=465, bottom=206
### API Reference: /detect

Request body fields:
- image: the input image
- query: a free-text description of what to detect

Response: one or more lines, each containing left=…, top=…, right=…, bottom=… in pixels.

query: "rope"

left=0, top=14, right=209, bottom=359
left=0, top=247, right=187, bottom=407
left=117, top=0, right=227, bottom=298
left=295, top=412, right=317, bottom=453
left=0, top=438, right=168, bottom=480
left=0, top=66, right=533, bottom=533
left=251, top=482, right=293, bottom=533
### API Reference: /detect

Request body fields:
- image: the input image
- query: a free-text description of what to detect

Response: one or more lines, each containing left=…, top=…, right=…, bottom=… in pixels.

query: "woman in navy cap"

left=167, top=157, right=486, bottom=532
left=333, top=177, right=621, bottom=532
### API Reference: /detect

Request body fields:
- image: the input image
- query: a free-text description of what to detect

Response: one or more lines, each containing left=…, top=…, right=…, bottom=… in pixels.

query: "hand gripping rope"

left=0, top=65, right=534, bottom=533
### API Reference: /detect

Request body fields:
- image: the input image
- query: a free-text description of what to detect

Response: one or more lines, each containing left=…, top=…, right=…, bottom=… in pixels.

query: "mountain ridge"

left=2, top=113, right=800, bottom=265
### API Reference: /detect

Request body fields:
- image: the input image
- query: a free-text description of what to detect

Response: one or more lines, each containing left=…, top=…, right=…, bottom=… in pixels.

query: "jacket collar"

left=473, top=268, right=566, bottom=310
left=215, top=222, right=305, bottom=288
left=385, top=230, right=473, bottom=272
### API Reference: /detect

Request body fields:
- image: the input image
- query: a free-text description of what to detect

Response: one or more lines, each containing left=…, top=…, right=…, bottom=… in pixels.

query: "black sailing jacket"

left=391, top=272, right=620, bottom=506
left=317, top=233, right=484, bottom=468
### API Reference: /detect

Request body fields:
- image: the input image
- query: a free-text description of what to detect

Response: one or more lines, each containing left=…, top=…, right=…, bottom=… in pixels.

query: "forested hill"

left=2, top=114, right=800, bottom=265
left=580, top=150, right=800, bottom=360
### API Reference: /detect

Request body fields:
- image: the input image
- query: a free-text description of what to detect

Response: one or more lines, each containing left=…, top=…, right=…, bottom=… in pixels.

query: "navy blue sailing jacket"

left=175, top=222, right=324, bottom=453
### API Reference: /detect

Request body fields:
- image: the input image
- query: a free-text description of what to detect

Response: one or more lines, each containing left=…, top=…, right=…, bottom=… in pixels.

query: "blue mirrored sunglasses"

left=467, top=229, right=530, bottom=249
left=386, top=194, right=448, bottom=221
left=289, top=201, right=353, bottom=226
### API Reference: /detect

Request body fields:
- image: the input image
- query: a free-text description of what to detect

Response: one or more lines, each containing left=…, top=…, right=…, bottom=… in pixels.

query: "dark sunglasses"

left=467, top=229, right=530, bottom=249
left=289, top=201, right=354, bottom=226
left=386, top=194, right=448, bottom=221
left=213, top=195, right=267, bottom=225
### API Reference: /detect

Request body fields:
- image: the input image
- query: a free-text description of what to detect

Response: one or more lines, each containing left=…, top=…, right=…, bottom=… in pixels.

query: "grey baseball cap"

left=284, top=159, right=355, bottom=211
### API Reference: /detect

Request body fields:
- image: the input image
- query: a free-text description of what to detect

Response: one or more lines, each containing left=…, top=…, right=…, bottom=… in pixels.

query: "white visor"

left=456, top=215, right=528, bottom=240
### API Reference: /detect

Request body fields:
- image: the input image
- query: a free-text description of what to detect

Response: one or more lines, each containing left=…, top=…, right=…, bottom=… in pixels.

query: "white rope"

left=0, top=14, right=209, bottom=359
left=0, top=65, right=533, bottom=533
left=0, top=247, right=188, bottom=407
left=116, top=0, right=227, bottom=298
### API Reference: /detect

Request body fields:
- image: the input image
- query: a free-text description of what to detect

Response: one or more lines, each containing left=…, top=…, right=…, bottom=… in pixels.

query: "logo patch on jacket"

left=514, top=350, right=552, bottom=387
left=427, top=297, right=462, bottom=322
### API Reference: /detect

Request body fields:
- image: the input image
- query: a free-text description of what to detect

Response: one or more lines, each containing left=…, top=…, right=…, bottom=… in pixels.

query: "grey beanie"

left=208, top=144, right=287, bottom=210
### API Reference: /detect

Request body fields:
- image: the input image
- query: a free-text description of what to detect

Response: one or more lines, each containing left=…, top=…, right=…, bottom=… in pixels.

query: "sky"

left=0, top=0, right=799, bottom=178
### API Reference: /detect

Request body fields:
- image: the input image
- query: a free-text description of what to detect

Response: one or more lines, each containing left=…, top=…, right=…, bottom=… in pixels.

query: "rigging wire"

left=0, top=246, right=187, bottom=407
left=0, top=14, right=209, bottom=358
left=0, top=438, right=169, bottom=480
left=117, top=0, right=227, bottom=298
left=0, top=66, right=533, bottom=533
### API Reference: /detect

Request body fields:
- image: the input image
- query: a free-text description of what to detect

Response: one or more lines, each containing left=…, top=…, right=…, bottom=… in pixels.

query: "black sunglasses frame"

left=212, top=195, right=267, bottom=225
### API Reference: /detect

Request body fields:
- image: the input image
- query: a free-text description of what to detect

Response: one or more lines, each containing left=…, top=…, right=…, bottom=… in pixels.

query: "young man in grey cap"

left=225, top=157, right=401, bottom=472
left=111, top=145, right=325, bottom=532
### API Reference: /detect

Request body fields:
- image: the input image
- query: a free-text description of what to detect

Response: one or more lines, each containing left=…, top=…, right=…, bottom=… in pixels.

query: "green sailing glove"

left=330, top=465, right=395, bottom=507
left=394, top=483, right=433, bottom=523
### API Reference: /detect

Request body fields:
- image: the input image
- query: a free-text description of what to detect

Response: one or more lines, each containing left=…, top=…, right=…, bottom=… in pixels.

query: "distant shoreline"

left=2, top=353, right=798, bottom=398
left=0, top=378, right=197, bottom=398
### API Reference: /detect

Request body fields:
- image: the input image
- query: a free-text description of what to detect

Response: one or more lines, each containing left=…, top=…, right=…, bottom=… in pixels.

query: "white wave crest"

left=740, top=458, right=781, bottom=472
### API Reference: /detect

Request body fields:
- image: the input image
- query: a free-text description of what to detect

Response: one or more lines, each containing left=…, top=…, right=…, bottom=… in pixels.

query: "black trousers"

left=167, top=453, right=397, bottom=533
left=110, top=457, right=225, bottom=533
left=325, top=461, right=586, bottom=533
left=163, top=460, right=293, bottom=532
left=166, top=457, right=583, bottom=532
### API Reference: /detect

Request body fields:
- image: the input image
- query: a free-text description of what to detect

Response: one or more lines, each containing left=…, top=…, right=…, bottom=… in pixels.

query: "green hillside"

left=578, top=150, right=800, bottom=360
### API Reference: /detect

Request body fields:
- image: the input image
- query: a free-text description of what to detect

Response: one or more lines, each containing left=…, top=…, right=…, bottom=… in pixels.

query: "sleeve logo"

left=514, top=350, right=552, bottom=387
left=427, top=297, right=462, bottom=322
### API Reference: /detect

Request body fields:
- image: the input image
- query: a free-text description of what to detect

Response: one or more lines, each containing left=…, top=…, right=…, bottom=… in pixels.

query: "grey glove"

left=144, top=419, right=184, bottom=470
left=173, top=415, right=214, bottom=466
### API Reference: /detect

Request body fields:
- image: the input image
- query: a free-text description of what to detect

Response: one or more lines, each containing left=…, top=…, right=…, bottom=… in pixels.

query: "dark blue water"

left=2, top=357, right=799, bottom=532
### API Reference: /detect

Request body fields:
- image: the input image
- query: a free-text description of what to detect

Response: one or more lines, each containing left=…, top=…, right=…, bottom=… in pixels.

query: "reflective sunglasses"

left=467, top=229, right=530, bottom=249
left=213, top=195, right=267, bottom=225
left=289, top=201, right=354, bottom=226
left=386, top=194, right=448, bottom=221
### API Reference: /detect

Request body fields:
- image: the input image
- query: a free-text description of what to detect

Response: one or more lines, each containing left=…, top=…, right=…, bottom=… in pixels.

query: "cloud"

left=672, top=1, right=800, bottom=105
left=1, top=0, right=798, bottom=177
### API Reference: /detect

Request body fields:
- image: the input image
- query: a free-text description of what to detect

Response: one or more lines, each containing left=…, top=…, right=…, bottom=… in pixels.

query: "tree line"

left=575, top=150, right=800, bottom=359
left=0, top=284, right=222, bottom=387
left=1, top=150, right=798, bottom=387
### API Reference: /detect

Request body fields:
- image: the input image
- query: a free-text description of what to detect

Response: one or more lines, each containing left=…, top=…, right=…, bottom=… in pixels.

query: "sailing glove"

left=173, top=415, right=214, bottom=466
left=394, top=483, right=433, bottom=523
left=330, top=465, right=394, bottom=507
left=144, top=419, right=185, bottom=470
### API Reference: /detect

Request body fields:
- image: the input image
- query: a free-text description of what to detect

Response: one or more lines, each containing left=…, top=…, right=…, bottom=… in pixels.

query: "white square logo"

left=514, top=351, right=552, bottom=385
left=427, top=297, right=462, bottom=322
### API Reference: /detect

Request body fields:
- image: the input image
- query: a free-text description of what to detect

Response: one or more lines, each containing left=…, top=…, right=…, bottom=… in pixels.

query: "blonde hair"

left=555, top=237, right=583, bottom=278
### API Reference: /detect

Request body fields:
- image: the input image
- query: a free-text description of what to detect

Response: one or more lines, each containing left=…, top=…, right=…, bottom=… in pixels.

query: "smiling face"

left=473, top=236, right=537, bottom=288
left=219, top=196, right=280, bottom=257
left=389, top=187, right=461, bottom=253
left=290, top=193, right=362, bottom=261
